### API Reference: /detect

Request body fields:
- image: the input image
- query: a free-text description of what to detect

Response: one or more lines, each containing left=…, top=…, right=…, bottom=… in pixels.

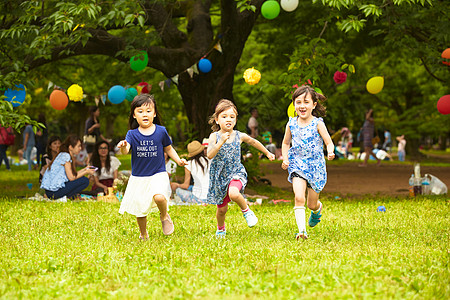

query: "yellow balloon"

left=243, top=67, right=261, bottom=85
left=67, top=84, right=84, bottom=102
left=287, top=102, right=297, bottom=117
left=366, top=76, right=384, bottom=94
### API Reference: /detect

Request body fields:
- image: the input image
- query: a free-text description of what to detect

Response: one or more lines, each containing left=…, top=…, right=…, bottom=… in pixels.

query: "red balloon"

left=437, top=95, right=450, bottom=115
left=49, top=90, right=68, bottom=110
left=137, top=81, right=152, bottom=94
left=441, top=48, right=450, bottom=66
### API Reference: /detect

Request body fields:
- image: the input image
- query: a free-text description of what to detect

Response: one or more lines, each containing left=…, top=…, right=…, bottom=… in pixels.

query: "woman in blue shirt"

left=41, top=134, right=96, bottom=199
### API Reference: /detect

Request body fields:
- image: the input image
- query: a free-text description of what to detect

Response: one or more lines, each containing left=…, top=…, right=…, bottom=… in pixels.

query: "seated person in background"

left=171, top=140, right=210, bottom=205
left=40, top=135, right=96, bottom=199
left=75, top=143, right=89, bottom=167
left=165, top=152, right=177, bottom=180
left=262, top=131, right=277, bottom=155
left=39, top=136, right=62, bottom=184
left=90, top=141, right=121, bottom=195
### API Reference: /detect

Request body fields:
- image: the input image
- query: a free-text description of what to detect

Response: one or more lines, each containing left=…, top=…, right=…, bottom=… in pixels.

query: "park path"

left=259, top=162, right=450, bottom=198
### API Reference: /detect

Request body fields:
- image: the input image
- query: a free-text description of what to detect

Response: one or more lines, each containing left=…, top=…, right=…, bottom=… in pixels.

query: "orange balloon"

left=49, top=90, right=69, bottom=110
left=441, top=48, right=450, bottom=66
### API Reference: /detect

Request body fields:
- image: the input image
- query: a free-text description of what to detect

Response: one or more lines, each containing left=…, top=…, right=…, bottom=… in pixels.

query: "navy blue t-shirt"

left=125, top=125, right=172, bottom=177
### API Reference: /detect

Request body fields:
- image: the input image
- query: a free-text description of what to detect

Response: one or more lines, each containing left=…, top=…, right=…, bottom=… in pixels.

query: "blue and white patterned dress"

left=287, top=116, right=327, bottom=193
left=207, top=131, right=247, bottom=205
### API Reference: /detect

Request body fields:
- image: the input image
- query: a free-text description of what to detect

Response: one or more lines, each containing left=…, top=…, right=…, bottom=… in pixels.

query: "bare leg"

left=292, top=177, right=307, bottom=207
left=228, top=186, right=248, bottom=210
left=154, top=194, right=168, bottom=220
left=216, top=205, right=228, bottom=227
left=306, top=188, right=320, bottom=211
left=137, top=216, right=148, bottom=239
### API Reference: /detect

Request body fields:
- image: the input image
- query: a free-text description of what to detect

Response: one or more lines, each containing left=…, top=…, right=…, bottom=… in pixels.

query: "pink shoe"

left=161, top=215, right=174, bottom=235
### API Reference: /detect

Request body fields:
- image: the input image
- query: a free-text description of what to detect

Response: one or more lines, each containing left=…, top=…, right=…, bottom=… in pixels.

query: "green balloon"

left=130, top=51, right=148, bottom=71
left=261, top=1, right=281, bottom=20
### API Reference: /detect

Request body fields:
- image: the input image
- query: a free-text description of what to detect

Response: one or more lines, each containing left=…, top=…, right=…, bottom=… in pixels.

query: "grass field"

left=0, top=156, right=449, bottom=298
left=1, top=195, right=448, bottom=299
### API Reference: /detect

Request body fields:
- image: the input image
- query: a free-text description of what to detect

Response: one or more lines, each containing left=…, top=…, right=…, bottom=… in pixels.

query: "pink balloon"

left=437, top=95, right=450, bottom=115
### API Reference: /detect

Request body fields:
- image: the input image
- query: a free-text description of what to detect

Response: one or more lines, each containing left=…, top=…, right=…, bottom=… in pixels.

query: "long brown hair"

left=128, top=94, right=162, bottom=129
left=292, top=86, right=327, bottom=117
left=48, top=134, right=80, bottom=176
left=208, top=99, right=238, bottom=132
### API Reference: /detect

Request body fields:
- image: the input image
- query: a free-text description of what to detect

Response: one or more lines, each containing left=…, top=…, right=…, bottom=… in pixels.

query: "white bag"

left=426, top=174, right=448, bottom=195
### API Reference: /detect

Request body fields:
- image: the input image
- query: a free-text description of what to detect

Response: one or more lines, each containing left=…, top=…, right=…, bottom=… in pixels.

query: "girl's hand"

left=117, top=140, right=127, bottom=148
left=281, top=159, right=289, bottom=170
left=327, top=152, right=335, bottom=161
left=266, top=152, right=276, bottom=161
left=103, top=187, right=109, bottom=195
left=84, top=166, right=96, bottom=175
left=220, top=132, right=230, bottom=143
left=178, top=158, right=187, bottom=167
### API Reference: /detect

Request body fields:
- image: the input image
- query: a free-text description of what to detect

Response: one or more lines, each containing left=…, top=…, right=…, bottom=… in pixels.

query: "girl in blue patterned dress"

left=281, top=86, right=335, bottom=240
left=207, top=99, right=275, bottom=237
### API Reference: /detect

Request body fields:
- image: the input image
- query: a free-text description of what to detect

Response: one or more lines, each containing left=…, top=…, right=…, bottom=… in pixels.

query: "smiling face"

left=216, top=107, right=237, bottom=132
left=98, top=142, right=109, bottom=158
left=294, top=91, right=316, bottom=120
left=133, top=102, right=156, bottom=128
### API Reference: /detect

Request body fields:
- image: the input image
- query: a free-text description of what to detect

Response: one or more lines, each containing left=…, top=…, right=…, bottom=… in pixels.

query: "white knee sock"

left=294, top=206, right=306, bottom=233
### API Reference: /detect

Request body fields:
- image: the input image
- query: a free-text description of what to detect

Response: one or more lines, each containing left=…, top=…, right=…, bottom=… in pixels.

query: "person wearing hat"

left=170, top=140, right=210, bottom=204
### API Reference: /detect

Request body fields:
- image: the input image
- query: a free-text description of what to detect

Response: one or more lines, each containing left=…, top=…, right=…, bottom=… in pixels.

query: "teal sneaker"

left=308, top=204, right=322, bottom=227
left=243, top=210, right=258, bottom=227
left=216, top=229, right=226, bottom=238
left=296, top=230, right=308, bottom=240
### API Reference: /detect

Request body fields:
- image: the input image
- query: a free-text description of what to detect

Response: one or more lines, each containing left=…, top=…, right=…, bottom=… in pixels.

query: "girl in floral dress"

left=207, top=99, right=275, bottom=237
left=281, top=86, right=335, bottom=240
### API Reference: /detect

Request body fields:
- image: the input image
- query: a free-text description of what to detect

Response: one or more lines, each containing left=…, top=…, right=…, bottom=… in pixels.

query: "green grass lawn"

left=0, top=195, right=448, bottom=299
left=0, top=157, right=449, bottom=298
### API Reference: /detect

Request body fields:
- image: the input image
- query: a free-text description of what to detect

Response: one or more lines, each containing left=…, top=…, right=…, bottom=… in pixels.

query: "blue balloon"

left=108, top=85, right=126, bottom=104
left=4, top=84, right=26, bottom=107
left=377, top=205, right=386, bottom=212
left=198, top=58, right=212, bottom=73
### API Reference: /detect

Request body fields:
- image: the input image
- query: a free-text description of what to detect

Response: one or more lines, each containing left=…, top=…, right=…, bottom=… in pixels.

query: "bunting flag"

left=47, top=81, right=54, bottom=91
left=101, top=94, right=106, bottom=105
left=214, top=42, right=222, bottom=53
left=192, top=64, right=199, bottom=75
left=164, top=78, right=171, bottom=88
left=171, top=75, right=179, bottom=85
left=187, top=67, right=194, bottom=78
left=158, top=81, right=165, bottom=92
left=94, top=97, right=99, bottom=106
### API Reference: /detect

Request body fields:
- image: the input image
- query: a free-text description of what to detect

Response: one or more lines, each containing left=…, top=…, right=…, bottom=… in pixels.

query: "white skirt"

left=119, top=172, right=171, bottom=217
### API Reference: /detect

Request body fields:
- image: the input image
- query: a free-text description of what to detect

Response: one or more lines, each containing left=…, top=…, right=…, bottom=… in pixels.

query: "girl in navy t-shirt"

left=117, top=94, right=186, bottom=240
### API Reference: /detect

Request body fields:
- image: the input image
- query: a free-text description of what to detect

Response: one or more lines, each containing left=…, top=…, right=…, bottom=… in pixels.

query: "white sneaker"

left=243, top=210, right=258, bottom=227
left=56, top=196, right=67, bottom=203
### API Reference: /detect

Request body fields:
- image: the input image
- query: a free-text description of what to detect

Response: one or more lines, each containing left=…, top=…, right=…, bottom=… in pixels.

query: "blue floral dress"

left=287, top=117, right=327, bottom=193
left=207, top=131, right=247, bottom=205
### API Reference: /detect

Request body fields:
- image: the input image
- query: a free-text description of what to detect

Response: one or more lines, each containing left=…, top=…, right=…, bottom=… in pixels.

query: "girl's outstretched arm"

left=164, top=145, right=187, bottom=166
left=317, top=122, right=335, bottom=161
left=241, top=133, right=275, bottom=161
left=281, top=123, right=291, bottom=170
left=207, top=131, right=230, bottom=159
left=116, top=140, right=130, bottom=155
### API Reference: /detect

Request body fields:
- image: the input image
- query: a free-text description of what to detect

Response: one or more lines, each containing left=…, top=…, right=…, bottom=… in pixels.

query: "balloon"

left=108, top=85, right=126, bottom=104
left=49, top=90, right=68, bottom=110
left=287, top=102, right=297, bottom=117
left=441, top=48, right=450, bottom=66
left=377, top=206, right=386, bottom=212
left=280, top=0, right=299, bottom=12
left=126, top=88, right=138, bottom=102
left=243, top=67, right=261, bottom=85
left=437, top=95, right=450, bottom=115
left=4, top=84, right=26, bottom=107
left=366, top=76, right=384, bottom=94
left=333, top=71, right=347, bottom=84
left=130, top=51, right=148, bottom=71
left=67, top=84, right=83, bottom=102
left=137, top=82, right=151, bottom=94
left=261, top=0, right=281, bottom=20
left=198, top=58, right=212, bottom=73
